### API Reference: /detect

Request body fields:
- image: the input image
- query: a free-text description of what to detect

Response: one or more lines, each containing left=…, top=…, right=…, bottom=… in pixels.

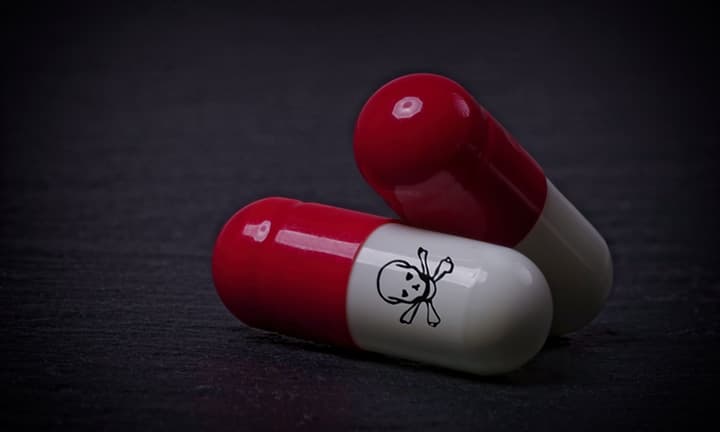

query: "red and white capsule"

left=353, top=73, right=613, bottom=335
left=212, top=197, right=552, bottom=375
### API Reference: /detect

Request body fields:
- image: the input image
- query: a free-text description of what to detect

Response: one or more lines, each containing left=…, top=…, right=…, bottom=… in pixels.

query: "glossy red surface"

left=212, top=197, right=390, bottom=348
left=354, top=73, right=547, bottom=247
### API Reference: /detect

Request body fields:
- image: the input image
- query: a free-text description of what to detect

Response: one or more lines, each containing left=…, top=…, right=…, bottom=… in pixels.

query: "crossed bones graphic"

left=376, top=247, right=455, bottom=327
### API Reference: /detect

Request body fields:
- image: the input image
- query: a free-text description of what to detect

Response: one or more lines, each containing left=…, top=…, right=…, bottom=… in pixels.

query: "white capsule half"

left=347, top=223, right=553, bottom=375
left=516, top=180, right=614, bottom=335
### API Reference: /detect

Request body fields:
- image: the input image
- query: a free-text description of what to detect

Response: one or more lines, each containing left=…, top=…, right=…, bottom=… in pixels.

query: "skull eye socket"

left=405, top=272, right=413, bottom=281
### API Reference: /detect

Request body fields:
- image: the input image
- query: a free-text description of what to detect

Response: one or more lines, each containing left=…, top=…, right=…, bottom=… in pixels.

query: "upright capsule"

left=212, top=197, right=552, bottom=375
left=353, top=73, right=613, bottom=335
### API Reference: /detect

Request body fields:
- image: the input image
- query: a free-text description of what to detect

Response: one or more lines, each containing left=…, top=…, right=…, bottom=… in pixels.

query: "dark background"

left=2, top=1, right=719, bottom=430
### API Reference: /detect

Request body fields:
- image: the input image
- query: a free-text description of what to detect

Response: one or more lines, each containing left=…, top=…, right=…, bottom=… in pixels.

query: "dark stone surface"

left=2, top=2, right=719, bottom=430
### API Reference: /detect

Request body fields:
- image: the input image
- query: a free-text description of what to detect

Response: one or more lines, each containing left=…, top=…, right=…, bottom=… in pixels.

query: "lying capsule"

left=212, top=197, right=552, bottom=375
left=353, top=73, right=613, bottom=335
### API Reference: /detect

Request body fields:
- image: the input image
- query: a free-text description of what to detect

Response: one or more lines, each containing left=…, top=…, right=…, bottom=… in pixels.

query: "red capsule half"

left=353, top=73, right=546, bottom=247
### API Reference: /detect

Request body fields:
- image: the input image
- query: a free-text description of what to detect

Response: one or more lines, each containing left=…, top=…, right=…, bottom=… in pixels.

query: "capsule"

left=212, top=197, right=552, bottom=375
left=353, top=73, right=613, bottom=335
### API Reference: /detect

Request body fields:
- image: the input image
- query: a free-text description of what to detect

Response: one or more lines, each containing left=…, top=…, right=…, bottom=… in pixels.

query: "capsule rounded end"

left=459, top=248, right=553, bottom=374
left=354, top=73, right=484, bottom=186
left=548, top=234, right=614, bottom=336
left=515, top=181, right=614, bottom=336
left=211, top=197, right=299, bottom=323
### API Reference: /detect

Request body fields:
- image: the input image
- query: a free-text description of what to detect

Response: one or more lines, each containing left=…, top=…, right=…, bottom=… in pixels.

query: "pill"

left=353, top=73, right=613, bottom=335
left=212, top=197, right=552, bottom=375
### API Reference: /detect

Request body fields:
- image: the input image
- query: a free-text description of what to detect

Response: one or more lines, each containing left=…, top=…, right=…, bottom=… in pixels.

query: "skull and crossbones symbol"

left=376, top=247, right=455, bottom=327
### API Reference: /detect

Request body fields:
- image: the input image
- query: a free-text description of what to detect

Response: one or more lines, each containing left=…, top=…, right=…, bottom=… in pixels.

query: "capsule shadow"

left=239, top=327, right=566, bottom=386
